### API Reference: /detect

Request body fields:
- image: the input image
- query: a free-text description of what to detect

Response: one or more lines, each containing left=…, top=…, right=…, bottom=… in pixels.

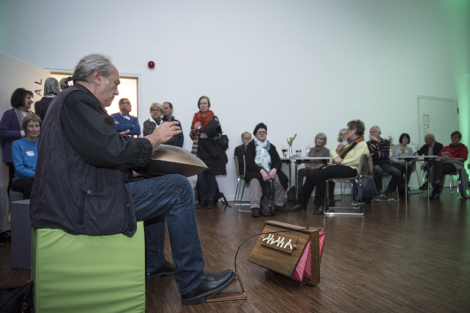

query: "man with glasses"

left=234, top=132, right=252, bottom=175
left=415, top=133, right=443, bottom=190
left=162, top=101, right=184, bottom=147
left=112, top=98, right=141, bottom=137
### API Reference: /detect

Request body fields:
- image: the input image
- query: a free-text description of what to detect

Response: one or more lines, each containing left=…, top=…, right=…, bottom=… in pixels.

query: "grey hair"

left=315, top=132, right=327, bottom=145
left=426, top=133, right=435, bottom=140
left=150, top=102, right=163, bottom=112
left=72, top=54, right=114, bottom=83
left=44, top=77, right=60, bottom=95
left=371, top=125, right=381, bottom=133
left=241, top=131, right=251, bottom=139
left=337, top=128, right=347, bottom=142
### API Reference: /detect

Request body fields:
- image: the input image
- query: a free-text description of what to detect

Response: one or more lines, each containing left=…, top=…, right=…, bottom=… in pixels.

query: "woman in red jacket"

left=430, top=131, right=468, bottom=199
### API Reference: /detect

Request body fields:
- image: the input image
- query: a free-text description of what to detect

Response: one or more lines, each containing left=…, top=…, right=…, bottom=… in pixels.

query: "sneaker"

left=385, top=190, right=395, bottom=201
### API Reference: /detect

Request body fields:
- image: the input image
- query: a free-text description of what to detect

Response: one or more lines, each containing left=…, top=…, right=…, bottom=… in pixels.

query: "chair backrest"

left=357, top=154, right=373, bottom=176
left=234, top=156, right=241, bottom=178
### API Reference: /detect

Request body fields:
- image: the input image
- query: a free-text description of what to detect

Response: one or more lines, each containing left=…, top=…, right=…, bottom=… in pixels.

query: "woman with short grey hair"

left=297, top=132, right=330, bottom=190
left=143, top=102, right=164, bottom=136
left=35, top=77, right=60, bottom=121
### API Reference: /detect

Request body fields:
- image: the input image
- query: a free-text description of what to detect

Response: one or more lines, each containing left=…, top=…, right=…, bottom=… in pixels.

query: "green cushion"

left=31, top=222, right=145, bottom=313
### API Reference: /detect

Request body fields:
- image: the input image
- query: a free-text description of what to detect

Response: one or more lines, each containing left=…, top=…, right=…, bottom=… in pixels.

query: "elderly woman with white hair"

left=142, top=102, right=164, bottom=136
left=35, top=77, right=60, bottom=122
left=297, top=132, right=330, bottom=190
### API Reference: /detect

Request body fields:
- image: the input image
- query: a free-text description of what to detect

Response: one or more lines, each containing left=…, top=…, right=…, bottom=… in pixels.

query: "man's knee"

left=373, top=165, right=383, bottom=177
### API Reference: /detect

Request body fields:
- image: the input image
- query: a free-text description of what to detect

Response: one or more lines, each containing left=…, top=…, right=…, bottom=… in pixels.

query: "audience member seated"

left=143, top=102, right=163, bottom=136
left=390, top=133, right=414, bottom=195
left=234, top=131, right=252, bottom=175
left=430, top=131, right=468, bottom=200
left=30, top=53, right=235, bottom=305
left=0, top=88, right=34, bottom=194
left=112, top=98, right=141, bottom=137
left=197, top=117, right=228, bottom=208
left=415, top=133, right=443, bottom=190
left=11, top=114, right=42, bottom=199
left=297, top=132, right=329, bottom=190
left=290, top=120, right=370, bottom=215
left=367, top=125, right=401, bottom=201
left=337, top=127, right=348, bottom=145
left=35, top=78, right=60, bottom=122
left=245, top=123, right=288, bottom=217
left=162, top=102, right=184, bottom=147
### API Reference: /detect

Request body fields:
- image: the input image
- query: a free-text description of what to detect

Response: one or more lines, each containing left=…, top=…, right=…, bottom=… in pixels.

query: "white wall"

left=1, top=0, right=469, bottom=197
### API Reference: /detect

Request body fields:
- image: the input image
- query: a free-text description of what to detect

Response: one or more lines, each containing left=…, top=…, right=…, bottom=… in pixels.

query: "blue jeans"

left=373, top=164, right=401, bottom=192
left=126, top=174, right=205, bottom=295
left=197, top=171, right=217, bottom=201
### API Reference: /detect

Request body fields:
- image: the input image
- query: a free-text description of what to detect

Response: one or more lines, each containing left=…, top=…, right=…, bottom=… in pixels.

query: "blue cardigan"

left=111, top=113, right=141, bottom=136
left=12, top=137, right=38, bottom=181
left=0, top=109, right=22, bottom=163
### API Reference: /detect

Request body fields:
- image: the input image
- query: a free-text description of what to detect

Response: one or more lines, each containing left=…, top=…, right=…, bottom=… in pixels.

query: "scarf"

left=152, top=117, right=162, bottom=126
left=192, top=110, right=214, bottom=129
left=14, top=108, right=32, bottom=129
left=254, top=137, right=272, bottom=172
left=337, top=137, right=364, bottom=159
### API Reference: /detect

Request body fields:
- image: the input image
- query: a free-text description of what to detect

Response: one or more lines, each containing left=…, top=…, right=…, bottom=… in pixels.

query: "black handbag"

left=218, top=134, right=229, bottom=151
left=0, top=281, right=34, bottom=313
left=260, top=181, right=276, bottom=216
left=353, top=175, right=378, bottom=202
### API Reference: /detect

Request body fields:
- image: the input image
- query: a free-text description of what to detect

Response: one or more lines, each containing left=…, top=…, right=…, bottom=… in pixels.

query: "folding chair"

left=234, top=155, right=251, bottom=212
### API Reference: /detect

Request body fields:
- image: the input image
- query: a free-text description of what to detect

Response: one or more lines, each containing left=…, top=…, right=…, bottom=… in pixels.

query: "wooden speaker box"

left=247, top=221, right=324, bottom=285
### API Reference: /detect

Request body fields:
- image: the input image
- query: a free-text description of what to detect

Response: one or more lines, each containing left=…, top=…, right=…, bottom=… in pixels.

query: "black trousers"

left=432, top=161, right=456, bottom=193
left=297, top=165, right=357, bottom=207
left=11, top=178, right=34, bottom=199
left=392, top=163, right=413, bottom=185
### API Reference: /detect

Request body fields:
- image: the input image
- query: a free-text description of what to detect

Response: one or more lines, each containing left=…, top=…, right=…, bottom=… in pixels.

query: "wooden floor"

left=1, top=189, right=470, bottom=312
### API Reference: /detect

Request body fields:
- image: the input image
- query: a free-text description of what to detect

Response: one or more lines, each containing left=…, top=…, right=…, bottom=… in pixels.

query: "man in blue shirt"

left=112, top=98, right=141, bottom=136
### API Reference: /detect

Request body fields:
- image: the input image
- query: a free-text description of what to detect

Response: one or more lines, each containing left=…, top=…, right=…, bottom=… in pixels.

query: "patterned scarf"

left=254, top=137, right=272, bottom=172
left=337, top=137, right=364, bottom=159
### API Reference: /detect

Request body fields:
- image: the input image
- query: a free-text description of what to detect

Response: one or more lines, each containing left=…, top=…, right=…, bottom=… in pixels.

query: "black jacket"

left=30, top=85, right=153, bottom=237
left=234, top=144, right=247, bottom=175
left=244, top=140, right=288, bottom=190
left=198, top=119, right=228, bottom=175
left=416, top=142, right=444, bottom=156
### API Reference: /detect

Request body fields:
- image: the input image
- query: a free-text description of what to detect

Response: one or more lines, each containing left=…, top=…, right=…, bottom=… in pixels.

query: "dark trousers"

left=197, top=171, right=217, bottom=201
left=432, top=161, right=456, bottom=194
left=297, top=165, right=357, bottom=207
left=392, top=163, right=413, bottom=185
left=11, top=178, right=34, bottom=199
left=6, top=163, right=14, bottom=196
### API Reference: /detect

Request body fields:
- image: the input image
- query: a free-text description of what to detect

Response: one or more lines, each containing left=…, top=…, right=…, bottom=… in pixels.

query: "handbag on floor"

left=353, top=175, right=378, bottom=202
left=0, top=281, right=34, bottom=313
left=260, top=181, right=276, bottom=216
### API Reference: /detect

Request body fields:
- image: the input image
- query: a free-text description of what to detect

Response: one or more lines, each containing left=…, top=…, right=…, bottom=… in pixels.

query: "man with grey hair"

left=415, top=133, right=444, bottom=190
left=35, top=77, right=60, bottom=121
left=367, top=125, right=401, bottom=201
left=30, top=53, right=235, bottom=305
left=234, top=131, right=252, bottom=175
left=112, top=98, right=141, bottom=137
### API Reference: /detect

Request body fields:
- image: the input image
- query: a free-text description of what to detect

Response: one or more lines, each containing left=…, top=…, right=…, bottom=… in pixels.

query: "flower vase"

left=289, top=146, right=293, bottom=157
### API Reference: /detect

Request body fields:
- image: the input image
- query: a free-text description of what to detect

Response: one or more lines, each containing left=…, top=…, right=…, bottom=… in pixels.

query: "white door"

left=0, top=52, right=50, bottom=187
left=418, top=96, right=459, bottom=148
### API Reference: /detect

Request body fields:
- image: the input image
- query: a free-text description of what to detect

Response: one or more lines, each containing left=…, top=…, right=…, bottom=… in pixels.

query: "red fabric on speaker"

left=291, top=232, right=325, bottom=282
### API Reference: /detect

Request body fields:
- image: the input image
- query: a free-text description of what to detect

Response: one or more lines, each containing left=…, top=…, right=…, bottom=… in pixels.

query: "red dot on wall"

left=148, top=61, right=155, bottom=69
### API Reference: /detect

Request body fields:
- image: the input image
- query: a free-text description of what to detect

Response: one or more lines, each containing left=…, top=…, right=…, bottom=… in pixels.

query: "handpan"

left=134, top=144, right=207, bottom=177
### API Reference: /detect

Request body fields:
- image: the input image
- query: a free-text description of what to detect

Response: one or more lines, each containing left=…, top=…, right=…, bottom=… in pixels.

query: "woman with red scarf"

left=289, top=120, right=370, bottom=215
left=190, top=96, right=220, bottom=208
left=430, top=130, right=468, bottom=199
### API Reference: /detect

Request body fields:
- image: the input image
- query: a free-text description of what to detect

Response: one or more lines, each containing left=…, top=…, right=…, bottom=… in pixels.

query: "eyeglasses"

left=257, top=131, right=266, bottom=135
left=151, top=109, right=162, bottom=112
left=242, top=137, right=251, bottom=140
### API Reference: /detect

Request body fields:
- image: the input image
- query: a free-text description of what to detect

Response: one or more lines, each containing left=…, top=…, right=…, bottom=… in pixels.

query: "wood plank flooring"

left=1, top=190, right=470, bottom=312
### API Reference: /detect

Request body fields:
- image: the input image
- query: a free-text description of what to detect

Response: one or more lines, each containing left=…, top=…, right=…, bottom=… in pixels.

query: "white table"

left=398, top=155, right=438, bottom=200
left=281, top=157, right=330, bottom=190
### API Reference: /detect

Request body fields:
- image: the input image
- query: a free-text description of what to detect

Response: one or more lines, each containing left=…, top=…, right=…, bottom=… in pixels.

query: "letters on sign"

left=261, top=233, right=298, bottom=254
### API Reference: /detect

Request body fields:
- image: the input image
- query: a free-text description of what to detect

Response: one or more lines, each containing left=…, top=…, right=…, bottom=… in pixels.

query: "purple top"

left=0, top=109, right=22, bottom=163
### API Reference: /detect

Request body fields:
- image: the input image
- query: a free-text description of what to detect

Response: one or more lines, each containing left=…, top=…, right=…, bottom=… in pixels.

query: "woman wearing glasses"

left=244, top=123, right=288, bottom=217
left=430, top=131, right=468, bottom=199
left=143, top=102, right=164, bottom=136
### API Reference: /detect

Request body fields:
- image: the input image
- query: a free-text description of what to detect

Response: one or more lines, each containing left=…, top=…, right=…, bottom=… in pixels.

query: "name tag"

left=26, top=151, right=35, bottom=157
